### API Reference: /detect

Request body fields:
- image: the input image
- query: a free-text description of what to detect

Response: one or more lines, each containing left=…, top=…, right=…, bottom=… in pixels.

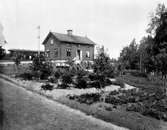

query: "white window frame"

left=66, top=48, right=72, bottom=57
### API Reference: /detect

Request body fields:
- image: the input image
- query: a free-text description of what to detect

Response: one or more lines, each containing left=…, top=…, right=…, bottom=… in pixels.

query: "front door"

left=77, top=49, right=81, bottom=60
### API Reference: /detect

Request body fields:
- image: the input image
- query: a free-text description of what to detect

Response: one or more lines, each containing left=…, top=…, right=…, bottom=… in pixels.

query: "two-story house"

left=42, top=30, right=95, bottom=62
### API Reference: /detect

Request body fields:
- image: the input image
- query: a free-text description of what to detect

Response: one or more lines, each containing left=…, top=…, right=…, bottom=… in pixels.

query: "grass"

left=2, top=65, right=167, bottom=130
left=1, top=73, right=167, bottom=130
left=116, top=75, right=165, bottom=92
left=56, top=96, right=166, bottom=130
left=0, top=64, right=31, bottom=76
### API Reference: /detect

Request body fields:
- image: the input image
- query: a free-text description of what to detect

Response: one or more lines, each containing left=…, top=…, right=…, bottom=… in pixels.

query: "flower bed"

left=67, top=87, right=167, bottom=122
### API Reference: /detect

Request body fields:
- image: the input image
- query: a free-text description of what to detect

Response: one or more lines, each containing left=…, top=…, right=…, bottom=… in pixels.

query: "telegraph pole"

left=37, top=26, right=40, bottom=55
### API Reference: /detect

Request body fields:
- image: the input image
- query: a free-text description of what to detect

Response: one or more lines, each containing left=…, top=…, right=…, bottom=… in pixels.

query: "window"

left=66, top=49, right=71, bottom=57
left=55, top=48, right=58, bottom=57
left=46, top=50, right=50, bottom=57
left=50, top=39, right=54, bottom=44
left=86, top=51, right=90, bottom=58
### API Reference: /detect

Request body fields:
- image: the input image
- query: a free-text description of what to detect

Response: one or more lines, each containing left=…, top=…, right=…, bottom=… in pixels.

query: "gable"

left=42, top=32, right=96, bottom=46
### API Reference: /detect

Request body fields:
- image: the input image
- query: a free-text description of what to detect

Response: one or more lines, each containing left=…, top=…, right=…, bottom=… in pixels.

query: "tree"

left=12, top=54, right=21, bottom=75
left=30, top=54, right=53, bottom=79
left=145, top=3, right=167, bottom=79
left=119, top=39, right=139, bottom=70
left=0, top=46, right=5, bottom=59
left=93, top=46, right=114, bottom=89
left=93, top=45, right=114, bottom=77
left=138, top=36, right=155, bottom=73
left=147, top=3, right=167, bottom=36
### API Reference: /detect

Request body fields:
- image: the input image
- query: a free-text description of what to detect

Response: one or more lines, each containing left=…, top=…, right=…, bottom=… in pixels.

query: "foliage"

left=13, top=54, right=21, bottom=66
left=59, top=72, right=73, bottom=89
left=17, top=72, right=34, bottom=80
left=76, top=75, right=87, bottom=89
left=93, top=46, right=114, bottom=77
left=48, top=70, right=63, bottom=83
left=140, top=3, right=167, bottom=77
left=146, top=3, right=167, bottom=36
left=119, top=3, right=167, bottom=79
left=118, top=39, right=139, bottom=70
left=110, top=79, right=125, bottom=88
left=54, top=70, right=62, bottom=79
left=30, top=54, right=53, bottom=79
left=68, top=93, right=101, bottom=105
left=128, top=70, right=147, bottom=78
left=41, top=83, right=54, bottom=91
left=138, top=36, right=155, bottom=73
left=125, top=88, right=167, bottom=121
left=0, top=46, right=5, bottom=59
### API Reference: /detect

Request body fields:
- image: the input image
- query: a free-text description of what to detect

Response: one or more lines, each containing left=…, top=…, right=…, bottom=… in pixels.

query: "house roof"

left=43, top=32, right=96, bottom=45
left=8, top=49, right=44, bottom=53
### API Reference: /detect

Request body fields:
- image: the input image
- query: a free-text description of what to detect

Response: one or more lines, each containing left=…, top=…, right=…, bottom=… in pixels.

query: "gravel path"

left=0, top=78, right=128, bottom=130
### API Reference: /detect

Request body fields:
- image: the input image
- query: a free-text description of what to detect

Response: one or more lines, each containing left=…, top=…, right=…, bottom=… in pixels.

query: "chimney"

left=67, top=29, right=73, bottom=36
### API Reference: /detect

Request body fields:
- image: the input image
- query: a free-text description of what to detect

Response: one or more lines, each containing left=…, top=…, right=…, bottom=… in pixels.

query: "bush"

left=58, top=72, right=73, bottom=89
left=68, top=93, right=101, bottom=105
left=76, top=76, right=87, bottom=89
left=30, top=55, right=53, bottom=80
left=47, top=70, right=62, bottom=83
left=54, top=70, right=62, bottom=79
left=62, top=73, right=73, bottom=84
left=17, top=72, right=34, bottom=80
left=13, top=55, right=21, bottom=66
left=110, top=79, right=125, bottom=88
left=127, top=70, right=147, bottom=78
left=40, top=62, right=53, bottom=79
left=88, top=80, right=103, bottom=89
left=88, top=73, right=99, bottom=81
left=41, top=83, right=54, bottom=91
left=104, top=78, right=113, bottom=86
left=57, top=84, right=69, bottom=89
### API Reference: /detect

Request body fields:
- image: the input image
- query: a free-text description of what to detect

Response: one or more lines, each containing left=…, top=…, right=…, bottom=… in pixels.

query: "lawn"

left=57, top=94, right=167, bottom=130
left=0, top=64, right=31, bottom=76
left=1, top=64, right=167, bottom=130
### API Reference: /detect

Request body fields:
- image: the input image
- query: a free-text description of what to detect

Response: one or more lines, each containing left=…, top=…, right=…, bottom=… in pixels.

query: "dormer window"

left=50, top=39, right=54, bottom=44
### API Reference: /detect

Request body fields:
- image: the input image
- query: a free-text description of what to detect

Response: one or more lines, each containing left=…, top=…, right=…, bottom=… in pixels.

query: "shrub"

left=58, top=72, right=73, bottom=89
left=76, top=76, right=87, bottom=89
left=47, top=76, right=56, bottom=83
left=62, top=73, right=73, bottom=84
left=30, top=55, right=53, bottom=80
left=40, top=62, right=53, bottom=79
left=93, top=46, right=114, bottom=78
left=17, top=72, right=34, bottom=80
left=128, top=70, right=147, bottom=78
left=87, top=80, right=101, bottom=88
left=47, top=70, right=63, bottom=83
left=13, top=54, right=21, bottom=66
left=105, top=78, right=113, bottom=86
left=68, top=93, right=101, bottom=105
left=54, top=70, right=62, bottom=79
left=57, top=84, right=70, bottom=89
left=110, top=79, right=125, bottom=88
left=41, top=83, right=54, bottom=91
left=88, top=73, right=99, bottom=81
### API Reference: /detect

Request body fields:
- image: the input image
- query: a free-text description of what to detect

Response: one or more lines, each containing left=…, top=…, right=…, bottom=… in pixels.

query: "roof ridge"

left=47, top=31, right=95, bottom=45
left=51, top=32, right=88, bottom=39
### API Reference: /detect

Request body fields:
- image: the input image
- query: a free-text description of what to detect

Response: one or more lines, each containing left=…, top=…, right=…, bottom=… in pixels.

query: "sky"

left=0, top=0, right=167, bottom=58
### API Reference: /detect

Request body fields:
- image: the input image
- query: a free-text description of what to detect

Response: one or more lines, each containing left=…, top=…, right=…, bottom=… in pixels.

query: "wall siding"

left=44, top=35, right=94, bottom=61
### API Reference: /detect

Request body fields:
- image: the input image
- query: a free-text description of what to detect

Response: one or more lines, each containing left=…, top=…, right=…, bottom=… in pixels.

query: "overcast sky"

left=0, top=0, right=167, bottom=58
